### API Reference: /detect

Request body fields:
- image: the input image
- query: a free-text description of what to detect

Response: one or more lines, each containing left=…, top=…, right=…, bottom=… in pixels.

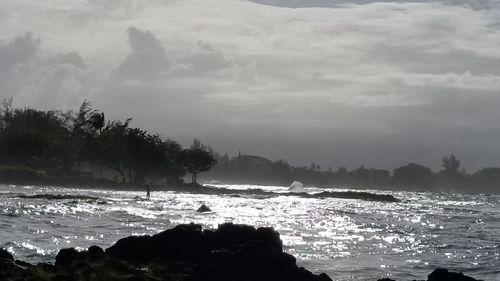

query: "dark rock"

left=378, top=278, right=396, bottom=281
left=55, top=248, right=81, bottom=267
left=105, top=222, right=321, bottom=281
left=87, top=246, right=104, bottom=260
left=188, top=185, right=401, bottom=203
left=196, top=204, right=211, bottom=212
left=304, top=191, right=400, bottom=202
left=209, top=223, right=283, bottom=253
left=318, top=273, right=333, bottom=281
left=0, top=248, right=13, bottom=262
left=106, top=223, right=206, bottom=262
left=428, top=268, right=482, bottom=281
left=0, top=224, right=486, bottom=281
left=105, top=235, right=155, bottom=262
left=0, top=248, right=15, bottom=273
left=14, top=260, right=30, bottom=267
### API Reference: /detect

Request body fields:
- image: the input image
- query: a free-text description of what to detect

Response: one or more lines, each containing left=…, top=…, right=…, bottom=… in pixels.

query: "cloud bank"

left=1, top=0, right=500, bottom=171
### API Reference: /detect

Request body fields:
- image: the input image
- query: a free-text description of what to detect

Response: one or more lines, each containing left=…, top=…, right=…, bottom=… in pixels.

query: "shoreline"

left=0, top=169, right=493, bottom=197
left=2, top=179, right=401, bottom=203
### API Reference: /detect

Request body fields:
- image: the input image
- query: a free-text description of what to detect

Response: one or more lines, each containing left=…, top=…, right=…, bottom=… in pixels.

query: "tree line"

left=205, top=152, right=500, bottom=194
left=1, top=100, right=499, bottom=193
left=0, top=99, right=216, bottom=186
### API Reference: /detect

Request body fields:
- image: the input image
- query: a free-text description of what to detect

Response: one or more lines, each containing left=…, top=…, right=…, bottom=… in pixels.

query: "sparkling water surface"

left=0, top=184, right=499, bottom=280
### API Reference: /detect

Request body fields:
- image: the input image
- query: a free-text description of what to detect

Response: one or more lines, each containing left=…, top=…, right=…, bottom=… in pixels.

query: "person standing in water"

left=146, top=184, right=151, bottom=200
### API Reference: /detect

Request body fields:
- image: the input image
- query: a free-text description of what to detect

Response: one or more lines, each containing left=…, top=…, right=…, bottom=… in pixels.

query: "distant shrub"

left=0, top=165, right=46, bottom=182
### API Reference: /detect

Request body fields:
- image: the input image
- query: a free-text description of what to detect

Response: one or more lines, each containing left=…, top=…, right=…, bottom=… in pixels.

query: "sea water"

left=0, top=184, right=498, bottom=280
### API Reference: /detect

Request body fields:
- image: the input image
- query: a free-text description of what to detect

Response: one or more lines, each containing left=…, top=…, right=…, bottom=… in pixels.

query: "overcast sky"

left=1, top=0, right=500, bottom=172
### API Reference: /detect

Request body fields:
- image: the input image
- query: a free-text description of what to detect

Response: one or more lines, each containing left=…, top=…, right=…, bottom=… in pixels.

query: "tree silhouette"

left=180, top=148, right=217, bottom=184
left=3, top=98, right=500, bottom=193
left=442, top=154, right=460, bottom=175
left=158, top=139, right=185, bottom=184
left=0, top=106, right=71, bottom=169
left=97, top=119, right=131, bottom=182
left=393, top=163, right=432, bottom=187
left=123, top=128, right=164, bottom=183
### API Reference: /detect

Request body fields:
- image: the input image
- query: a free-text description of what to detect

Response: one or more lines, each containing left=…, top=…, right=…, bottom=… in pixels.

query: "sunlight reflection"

left=0, top=184, right=499, bottom=277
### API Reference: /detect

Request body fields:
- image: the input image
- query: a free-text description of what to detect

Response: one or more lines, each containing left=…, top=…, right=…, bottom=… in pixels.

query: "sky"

left=1, top=0, right=500, bottom=172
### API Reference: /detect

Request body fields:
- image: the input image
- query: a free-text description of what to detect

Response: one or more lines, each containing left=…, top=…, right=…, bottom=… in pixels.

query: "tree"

left=191, top=139, right=205, bottom=150
left=472, top=167, right=500, bottom=192
left=97, top=119, right=131, bottom=182
left=271, top=159, right=293, bottom=184
left=393, top=163, right=432, bottom=186
left=179, top=148, right=217, bottom=184
left=158, top=139, right=185, bottom=184
left=0, top=107, right=71, bottom=168
left=350, top=165, right=369, bottom=184
left=441, top=154, right=460, bottom=175
left=96, top=120, right=168, bottom=184
left=69, top=101, right=105, bottom=172
left=123, top=128, right=165, bottom=183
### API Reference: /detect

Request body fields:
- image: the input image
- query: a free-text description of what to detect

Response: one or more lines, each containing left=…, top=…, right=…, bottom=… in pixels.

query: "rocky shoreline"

left=6, top=179, right=401, bottom=203
left=0, top=223, right=482, bottom=281
left=166, top=184, right=401, bottom=202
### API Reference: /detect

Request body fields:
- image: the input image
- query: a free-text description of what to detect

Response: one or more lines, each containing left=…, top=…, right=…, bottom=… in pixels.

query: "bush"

left=0, top=165, right=47, bottom=183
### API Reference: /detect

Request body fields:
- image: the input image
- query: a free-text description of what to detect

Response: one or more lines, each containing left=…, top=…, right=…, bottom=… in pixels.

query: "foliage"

left=179, top=148, right=217, bottom=183
left=0, top=165, right=47, bottom=182
left=393, top=163, right=433, bottom=188
left=0, top=105, right=72, bottom=167
left=2, top=99, right=500, bottom=193
left=441, top=154, right=461, bottom=175
left=0, top=99, right=189, bottom=185
left=158, top=139, right=185, bottom=183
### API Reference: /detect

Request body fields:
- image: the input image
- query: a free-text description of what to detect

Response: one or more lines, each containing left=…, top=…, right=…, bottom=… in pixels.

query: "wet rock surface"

left=196, top=204, right=211, bottom=213
left=376, top=268, right=483, bottom=281
left=179, top=184, right=401, bottom=203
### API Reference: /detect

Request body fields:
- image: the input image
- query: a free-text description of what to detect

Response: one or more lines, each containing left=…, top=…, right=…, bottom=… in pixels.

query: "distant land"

left=0, top=99, right=499, bottom=194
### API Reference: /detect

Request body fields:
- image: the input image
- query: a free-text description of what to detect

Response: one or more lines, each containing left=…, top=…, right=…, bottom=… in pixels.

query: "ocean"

left=0, top=184, right=498, bottom=280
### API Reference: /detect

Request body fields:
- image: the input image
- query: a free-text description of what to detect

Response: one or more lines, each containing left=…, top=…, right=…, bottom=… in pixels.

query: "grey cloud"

left=368, top=44, right=500, bottom=75
left=0, top=32, right=40, bottom=101
left=0, top=32, right=39, bottom=74
left=87, top=0, right=145, bottom=13
left=110, top=27, right=171, bottom=82
left=173, top=41, right=234, bottom=76
left=25, top=63, right=87, bottom=110
left=57, top=52, right=86, bottom=69
left=2, top=0, right=500, bottom=171
left=0, top=32, right=91, bottom=110
left=248, top=0, right=500, bottom=9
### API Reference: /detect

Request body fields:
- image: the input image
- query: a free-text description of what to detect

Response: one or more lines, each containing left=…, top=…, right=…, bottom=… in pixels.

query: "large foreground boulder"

left=103, top=223, right=307, bottom=281
left=0, top=223, right=331, bottom=281
left=0, top=248, right=14, bottom=271
left=427, top=268, right=482, bottom=281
